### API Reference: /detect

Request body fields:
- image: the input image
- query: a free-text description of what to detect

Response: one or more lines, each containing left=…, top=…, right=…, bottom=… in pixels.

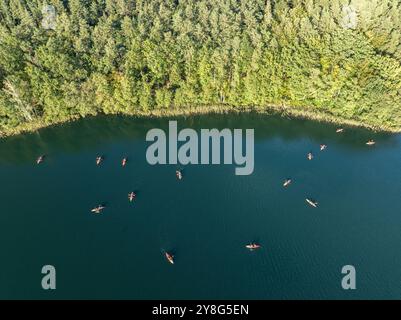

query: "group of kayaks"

left=35, top=126, right=376, bottom=265
left=282, top=181, right=318, bottom=207
left=89, top=166, right=182, bottom=215
left=36, top=155, right=155, bottom=214
left=92, top=156, right=136, bottom=213
left=86, top=154, right=257, bottom=265
left=306, top=144, right=328, bottom=161
left=163, top=242, right=262, bottom=265
left=307, top=144, right=327, bottom=161
left=297, top=129, right=375, bottom=209
left=336, top=128, right=376, bottom=146
left=283, top=142, right=327, bottom=208
left=95, top=156, right=128, bottom=166
left=36, top=155, right=131, bottom=166
left=34, top=128, right=376, bottom=168
left=304, top=143, right=326, bottom=208
left=91, top=193, right=137, bottom=213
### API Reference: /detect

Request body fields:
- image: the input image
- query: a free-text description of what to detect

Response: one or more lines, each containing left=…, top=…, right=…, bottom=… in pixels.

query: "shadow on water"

left=0, top=113, right=398, bottom=164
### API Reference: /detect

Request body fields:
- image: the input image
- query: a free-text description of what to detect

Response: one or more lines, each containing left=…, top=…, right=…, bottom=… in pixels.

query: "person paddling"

left=36, top=155, right=45, bottom=164
left=96, top=156, right=103, bottom=166
left=283, top=179, right=292, bottom=187
left=128, top=192, right=136, bottom=202
left=176, top=170, right=183, bottom=180
left=122, top=158, right=127, bottom=167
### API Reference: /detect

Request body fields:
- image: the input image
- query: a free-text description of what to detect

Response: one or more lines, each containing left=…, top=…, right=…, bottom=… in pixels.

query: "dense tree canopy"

left=0, top=0, right=400, bottom=134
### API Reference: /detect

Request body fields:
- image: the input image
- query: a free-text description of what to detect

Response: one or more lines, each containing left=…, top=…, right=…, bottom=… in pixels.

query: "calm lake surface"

left=0, top=114, right=400, bottom=299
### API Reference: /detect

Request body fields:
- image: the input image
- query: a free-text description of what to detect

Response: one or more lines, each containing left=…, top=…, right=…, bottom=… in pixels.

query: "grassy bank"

left=1, top=104, right=400, bottom=139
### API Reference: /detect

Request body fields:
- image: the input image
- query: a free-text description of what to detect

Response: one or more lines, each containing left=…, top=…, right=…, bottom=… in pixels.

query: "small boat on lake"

left=36, top=155, right=45, bottom=164
left=283, top=179, right=292, bottom=187
left=320, top=144, right=327, bottom=151
left=307, top=152, right=313, bottom=160
left=246, top=243, right=261, bottom=250
left=96, top=156, right=103, bottom=166
left=165, top=252, right=174, bottom=264
left=336, top=128, right=344, bottom=133
left=306, top=198, right=318, bottom=208
left=122, top=158, right=127, bottom=167
left=128, top=192, right=136, bottom=202
left=91, top=205, right=105, bottom=214
left=176, top=170, right=182, bottom=180
left=366, top=140, right=376, bottom=146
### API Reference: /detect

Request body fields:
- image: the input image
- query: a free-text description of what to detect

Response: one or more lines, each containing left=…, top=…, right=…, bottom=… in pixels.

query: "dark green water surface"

left=0, top=114, right=400, bottom=299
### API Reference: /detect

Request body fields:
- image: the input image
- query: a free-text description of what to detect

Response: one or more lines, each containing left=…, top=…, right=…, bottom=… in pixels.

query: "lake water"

left=0, top=114, right=400, bottom=299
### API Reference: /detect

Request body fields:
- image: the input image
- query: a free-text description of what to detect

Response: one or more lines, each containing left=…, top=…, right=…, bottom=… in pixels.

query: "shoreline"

left=1, top=104, right=400, bottom=138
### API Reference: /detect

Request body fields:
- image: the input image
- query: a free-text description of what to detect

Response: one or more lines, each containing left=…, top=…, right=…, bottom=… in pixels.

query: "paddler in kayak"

left=246, top=243, right=261, bottom=250
left=366, top=139, right=375, bottom=146
left=176, top=170, right=183, bottom=180
left=122, top=157, right=127, bottom=167
left=307, top=152, right=313, bottom=160
left=283, top=178, right=292, bottom=187
left=128, top=192, right=136, bottom=202
left=91, top=205, right=105, bottom=214
left=336, top=128, right=344, bottom=133
left=320, top=144, right=327, bottom=151
left=306, top=198, right=318, bottom=208
left=96, top=156, right=103, bottom=166
left=165, top=252, right=174, bottom=264
left=36, top=155, right=45, bottom=164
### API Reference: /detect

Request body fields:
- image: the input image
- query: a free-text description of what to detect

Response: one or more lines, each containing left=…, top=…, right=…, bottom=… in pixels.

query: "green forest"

left=0, top=0, right=400, bottom=135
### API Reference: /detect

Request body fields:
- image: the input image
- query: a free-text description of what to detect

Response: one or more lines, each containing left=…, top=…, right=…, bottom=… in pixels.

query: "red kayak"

left=122, top=158, right=127, bottom=167
left=246, top=243, right=261, bottom=250
left=91, top=205, right=105, bottom=214
left=165, top=252, right=174, bottom=264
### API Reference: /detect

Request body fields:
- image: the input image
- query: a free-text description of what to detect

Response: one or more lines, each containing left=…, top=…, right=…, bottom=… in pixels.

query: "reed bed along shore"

left=1, top=104, right=400, bottom=139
